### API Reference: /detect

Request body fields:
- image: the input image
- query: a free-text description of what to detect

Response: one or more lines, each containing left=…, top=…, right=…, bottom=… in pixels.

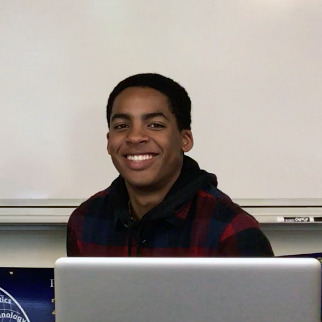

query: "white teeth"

left=127, top=154, right=153, bottom=161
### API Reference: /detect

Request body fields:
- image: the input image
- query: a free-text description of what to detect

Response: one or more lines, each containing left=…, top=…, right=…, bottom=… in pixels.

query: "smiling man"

left=107, top=86, right=193, bottom=220
left=67, top=73, right=273, bottom=257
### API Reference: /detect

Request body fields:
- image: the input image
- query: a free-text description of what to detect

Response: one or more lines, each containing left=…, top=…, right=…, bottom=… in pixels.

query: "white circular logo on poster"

left=0, top=287, right=30, bottom=322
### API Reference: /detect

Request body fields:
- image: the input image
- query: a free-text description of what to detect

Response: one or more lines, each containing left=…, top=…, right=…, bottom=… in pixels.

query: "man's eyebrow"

left=143, top=112, right=169, bottom=121
left=111, top=112, right=169, bottom=122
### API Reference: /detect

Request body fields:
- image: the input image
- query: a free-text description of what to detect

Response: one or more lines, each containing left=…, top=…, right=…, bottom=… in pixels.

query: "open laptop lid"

left=54, top=257, right=321, bottom=322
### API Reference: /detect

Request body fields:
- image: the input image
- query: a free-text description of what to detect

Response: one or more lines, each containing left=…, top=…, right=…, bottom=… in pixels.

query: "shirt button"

left=141, top=240, right=148, bottom=246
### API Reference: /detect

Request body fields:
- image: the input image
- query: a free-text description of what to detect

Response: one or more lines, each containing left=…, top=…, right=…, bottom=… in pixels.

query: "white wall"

left=1, top=0, right=322, bottom=200
left=0, top=227, right=66, bottom=267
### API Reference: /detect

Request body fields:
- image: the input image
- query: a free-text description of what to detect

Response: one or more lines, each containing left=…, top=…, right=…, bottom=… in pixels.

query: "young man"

left=67, top=73, right=273, bottom=257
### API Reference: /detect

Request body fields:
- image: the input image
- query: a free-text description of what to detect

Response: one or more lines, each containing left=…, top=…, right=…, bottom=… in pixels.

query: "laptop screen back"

left=54, top=257, right=321, bottom=322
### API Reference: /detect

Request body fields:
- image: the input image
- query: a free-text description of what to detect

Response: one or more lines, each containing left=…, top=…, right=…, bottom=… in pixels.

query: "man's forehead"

left=113, top=86, right=168, bottom=102
left=111, top=87, right=171, bottom=113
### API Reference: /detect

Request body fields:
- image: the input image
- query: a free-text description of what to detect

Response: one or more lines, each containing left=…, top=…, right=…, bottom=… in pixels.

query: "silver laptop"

left=54, top=257, right=321, bottom=322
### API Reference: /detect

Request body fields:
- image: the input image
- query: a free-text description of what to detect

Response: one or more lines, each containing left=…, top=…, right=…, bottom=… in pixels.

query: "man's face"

left=107, top=86, right=193, bottom=192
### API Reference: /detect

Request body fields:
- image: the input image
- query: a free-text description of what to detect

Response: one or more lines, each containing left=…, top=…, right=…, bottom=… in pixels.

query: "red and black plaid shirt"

left=67, top=157, right=273, bottom=257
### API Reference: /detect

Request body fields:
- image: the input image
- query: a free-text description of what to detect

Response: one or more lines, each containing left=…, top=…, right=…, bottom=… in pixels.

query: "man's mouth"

left=126, top=154, right=155, bottom=162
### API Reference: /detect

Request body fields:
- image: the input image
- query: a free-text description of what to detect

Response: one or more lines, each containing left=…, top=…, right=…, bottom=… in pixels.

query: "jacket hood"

left=110, top=156, right=217, bottom=225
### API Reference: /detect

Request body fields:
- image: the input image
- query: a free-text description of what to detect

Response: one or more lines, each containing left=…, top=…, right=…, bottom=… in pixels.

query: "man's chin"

left=123, top=175, right=164, bottom=192
left=125, top=179, right=155, bottom=190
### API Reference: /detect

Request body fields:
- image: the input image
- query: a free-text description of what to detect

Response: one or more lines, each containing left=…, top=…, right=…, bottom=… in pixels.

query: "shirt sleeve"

left=66, top=217, right=80, bottom=256
left=218, top=227, right=274, bottom=257
left=66, top=205, right=86, bottom=256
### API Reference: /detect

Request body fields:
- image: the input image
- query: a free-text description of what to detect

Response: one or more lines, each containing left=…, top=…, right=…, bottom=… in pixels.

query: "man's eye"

left=149, top=123, right=165, bottom=129
left=114, top=124, right=128, bottom=130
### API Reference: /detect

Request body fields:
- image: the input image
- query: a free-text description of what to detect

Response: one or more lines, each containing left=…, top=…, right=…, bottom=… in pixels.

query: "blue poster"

left=0, top=268, right=54, bottom=322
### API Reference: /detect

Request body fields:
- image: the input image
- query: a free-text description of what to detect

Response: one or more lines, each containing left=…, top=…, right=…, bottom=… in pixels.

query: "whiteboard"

left=1, top=0, right=321, bottom=199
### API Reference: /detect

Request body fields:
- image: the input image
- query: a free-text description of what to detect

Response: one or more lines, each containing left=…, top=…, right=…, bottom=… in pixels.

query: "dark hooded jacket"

left=67, top=156, right=273, bottom=257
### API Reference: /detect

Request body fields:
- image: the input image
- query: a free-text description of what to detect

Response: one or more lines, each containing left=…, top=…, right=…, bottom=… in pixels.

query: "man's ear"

left=181, top=130, right=193, bottom=153
left=106, top=132, right=111, bottom=155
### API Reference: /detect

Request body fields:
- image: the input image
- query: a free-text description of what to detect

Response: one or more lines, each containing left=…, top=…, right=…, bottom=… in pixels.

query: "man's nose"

left=125, top=125, right=149, bottom=144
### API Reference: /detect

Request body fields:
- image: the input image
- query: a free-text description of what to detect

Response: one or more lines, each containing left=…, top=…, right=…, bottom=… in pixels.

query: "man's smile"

left=126, top=154, right=155, bottom=162
left=121, top=153, right=159, bottom=171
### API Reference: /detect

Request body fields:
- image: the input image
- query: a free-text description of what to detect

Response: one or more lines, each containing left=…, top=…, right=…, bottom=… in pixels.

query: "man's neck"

left=125, top=176, right=180, bottom=220
left=127, top=192, right=164, bottom=220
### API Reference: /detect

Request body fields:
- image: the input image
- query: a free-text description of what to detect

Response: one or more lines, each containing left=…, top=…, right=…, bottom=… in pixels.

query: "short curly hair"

left=106, top=73, right=191, bottom=130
